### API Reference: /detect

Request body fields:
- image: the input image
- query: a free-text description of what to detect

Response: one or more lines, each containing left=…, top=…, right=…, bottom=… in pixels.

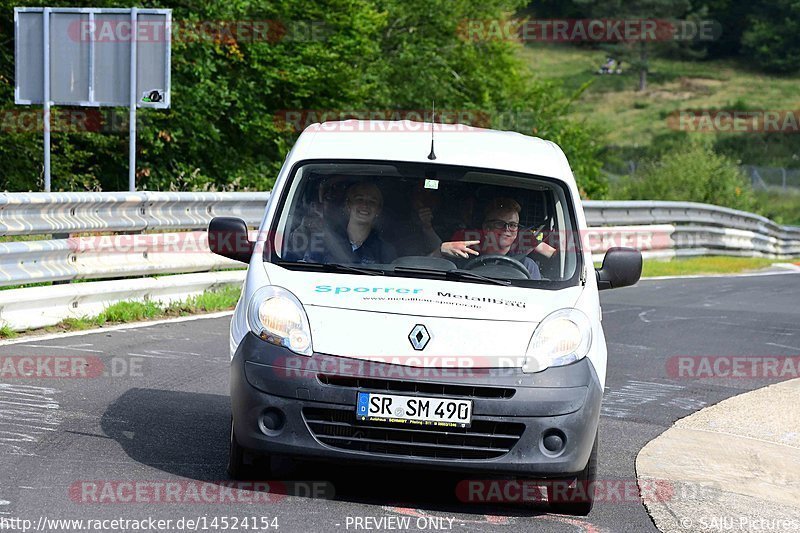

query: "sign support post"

left=42, top=7, right=51, bottom=192
left=128, top=7, right=138, bottom=192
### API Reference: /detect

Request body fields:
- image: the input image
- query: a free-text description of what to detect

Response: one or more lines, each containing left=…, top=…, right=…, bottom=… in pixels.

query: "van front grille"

left=303, top=406, right=525, bottom=460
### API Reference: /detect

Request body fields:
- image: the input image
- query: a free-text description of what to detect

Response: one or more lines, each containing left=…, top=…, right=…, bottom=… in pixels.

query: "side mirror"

left=596, top=247, right=642, bottom=290
left=208, top=217, right=254, bottom=263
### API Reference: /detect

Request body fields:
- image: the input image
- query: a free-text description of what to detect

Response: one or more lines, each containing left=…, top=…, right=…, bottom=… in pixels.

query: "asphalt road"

left=0, top=272, right=798, bottom=533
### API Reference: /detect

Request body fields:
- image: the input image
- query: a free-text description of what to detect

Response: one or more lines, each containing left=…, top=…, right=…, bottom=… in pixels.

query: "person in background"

left=286, top=175, right=349, bottom=260
left=390, top=180, right=446, bottom=256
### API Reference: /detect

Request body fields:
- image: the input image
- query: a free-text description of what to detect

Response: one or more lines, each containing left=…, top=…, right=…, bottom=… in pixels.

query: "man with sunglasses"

left=440, top=197, right=542, bottom=280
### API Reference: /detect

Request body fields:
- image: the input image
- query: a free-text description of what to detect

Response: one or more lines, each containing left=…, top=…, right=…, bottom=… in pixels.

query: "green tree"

left=741, top=0, right=800, bottom=73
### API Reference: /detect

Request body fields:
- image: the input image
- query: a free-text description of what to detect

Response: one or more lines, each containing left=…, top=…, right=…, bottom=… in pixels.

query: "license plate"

left=356, top=392, right=472, bottom=428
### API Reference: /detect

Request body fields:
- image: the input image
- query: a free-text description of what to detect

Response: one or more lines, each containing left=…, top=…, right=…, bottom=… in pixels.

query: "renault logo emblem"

left=408, top=324, right=430, bottom=350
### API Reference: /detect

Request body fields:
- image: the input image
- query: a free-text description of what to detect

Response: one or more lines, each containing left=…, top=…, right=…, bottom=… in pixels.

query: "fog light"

left=541, top=429, right=567, bottom=456
left=259, top=408, right=285, bottom=436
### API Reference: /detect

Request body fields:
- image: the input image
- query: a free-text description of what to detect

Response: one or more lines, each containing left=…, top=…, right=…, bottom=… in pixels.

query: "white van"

left=209, top=120, right=642, bottom=515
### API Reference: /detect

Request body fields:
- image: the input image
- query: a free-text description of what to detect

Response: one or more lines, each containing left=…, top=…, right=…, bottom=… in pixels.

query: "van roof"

left=291, top=120, right=576, bottom=187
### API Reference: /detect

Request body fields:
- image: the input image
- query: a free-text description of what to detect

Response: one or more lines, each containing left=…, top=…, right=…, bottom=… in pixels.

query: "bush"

left=752, top=189, right=800, bottom=226
left=714, top=134, right=800, bottom=170
left=613, top=140, right=755, bottom=211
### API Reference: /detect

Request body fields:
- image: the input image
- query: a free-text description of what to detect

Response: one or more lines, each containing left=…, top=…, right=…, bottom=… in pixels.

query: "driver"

left=440, top=197, right=541, bottom=280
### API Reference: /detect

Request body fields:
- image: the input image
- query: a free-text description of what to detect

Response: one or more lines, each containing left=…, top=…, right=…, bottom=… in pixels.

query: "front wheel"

left=228, top=417, right=272, bottom=479
left=227, top=418, right=246, bottom=479
left=548, top=432, right=598, bottom=516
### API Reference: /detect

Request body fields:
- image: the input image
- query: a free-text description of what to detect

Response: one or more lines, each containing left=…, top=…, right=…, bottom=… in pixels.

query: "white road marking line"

left=0, top=424, right=57, bottom=432
left=0, top=384, right=62, bottom=455
left=766, top=342, right=800, bottom=351
left=126, top=352, right=182, bottom=360
left=0, top=311, right=234, bottom=347
left=20, top=344, right=104, bottom=353
left=602, top=306, right=644, bottom=314
left=662, top=397, right=708, bottom=411
left=714, top=322, right=794, bottom=335
left=0, top=400, right=59, bottom=409
left=638, top=309, right=728, bottom=324
left=608, top=342, right=653, bottom=351
left=638, top=309, right=657, bottom=323
left=602, top=380, right=684, bottom=419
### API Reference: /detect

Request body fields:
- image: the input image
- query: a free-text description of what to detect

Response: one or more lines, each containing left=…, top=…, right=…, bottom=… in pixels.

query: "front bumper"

left=231, top=332, right=602, bottom=476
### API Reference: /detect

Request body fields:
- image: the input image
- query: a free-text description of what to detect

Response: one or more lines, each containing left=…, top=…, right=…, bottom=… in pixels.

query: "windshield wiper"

left=391, top=266, right=510, bottom=286
left=325, top=263, right=384, bottom=276
left=446, top=269, right=511, bottom=286
left=275, top=261, right=384, bottom=276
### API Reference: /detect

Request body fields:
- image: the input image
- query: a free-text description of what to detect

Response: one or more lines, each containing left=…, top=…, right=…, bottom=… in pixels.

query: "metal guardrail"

left=0, top=191, right=269, bottom=236
left=584, top=200, right=800, bottom=258
left=0, top=271, right=245, bottom=331
left=0, top=193, right=270, bottom=287
left=0, top=232, right=242, bottom=286
left=0, top=193, right=797, bottom=332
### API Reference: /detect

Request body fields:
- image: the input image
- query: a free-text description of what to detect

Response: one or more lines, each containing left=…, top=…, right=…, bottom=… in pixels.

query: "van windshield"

left=267, top=161, right=583, bottom=288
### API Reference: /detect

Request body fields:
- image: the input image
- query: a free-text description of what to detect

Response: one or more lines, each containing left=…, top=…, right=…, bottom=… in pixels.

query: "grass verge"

left=0, top=284, right=241, bottom=339
left=640, top=256, right=787, bottom=277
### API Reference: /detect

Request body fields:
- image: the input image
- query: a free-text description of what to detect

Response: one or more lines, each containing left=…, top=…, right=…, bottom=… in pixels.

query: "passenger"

left=389, top=181, right=445, bottom=256
left=286, top=176, right=348, bottom=260
left=440, top=197, right=541, bottom=279
left=303, top=181, right=396, bottom=265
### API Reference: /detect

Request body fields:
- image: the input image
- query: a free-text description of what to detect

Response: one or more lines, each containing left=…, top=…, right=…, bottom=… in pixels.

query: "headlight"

left=522, top=308, right=592, bottom=373
left=247, top=286, right=313, bottom=356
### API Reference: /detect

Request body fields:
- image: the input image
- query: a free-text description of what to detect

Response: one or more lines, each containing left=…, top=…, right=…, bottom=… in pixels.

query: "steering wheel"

left=462, top=254, right=530, bottom=279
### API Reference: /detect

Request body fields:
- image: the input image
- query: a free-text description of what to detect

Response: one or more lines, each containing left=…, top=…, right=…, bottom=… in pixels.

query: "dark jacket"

left=303, top=225, right=396, bottom=265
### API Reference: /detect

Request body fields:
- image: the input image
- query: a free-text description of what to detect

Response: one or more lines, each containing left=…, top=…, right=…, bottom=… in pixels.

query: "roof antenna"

left=427, top=100, right=437, bottom=160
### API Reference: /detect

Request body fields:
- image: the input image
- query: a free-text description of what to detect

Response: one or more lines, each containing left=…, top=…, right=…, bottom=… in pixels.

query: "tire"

left=227, top=417, right=273, bottom=480
left=227, top=417, right=247, bottom=479
left=548, top=432, right=598, bottom=516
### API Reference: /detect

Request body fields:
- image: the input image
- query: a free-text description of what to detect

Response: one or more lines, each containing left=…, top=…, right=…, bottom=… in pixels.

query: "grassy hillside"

left=518, top=44, right=800, bottom=148
left=517, top=44, right=800, bottom=226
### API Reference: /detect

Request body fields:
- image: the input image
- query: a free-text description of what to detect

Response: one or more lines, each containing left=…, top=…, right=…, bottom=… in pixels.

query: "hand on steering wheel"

left=462, top=254, right=530, bottom=278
